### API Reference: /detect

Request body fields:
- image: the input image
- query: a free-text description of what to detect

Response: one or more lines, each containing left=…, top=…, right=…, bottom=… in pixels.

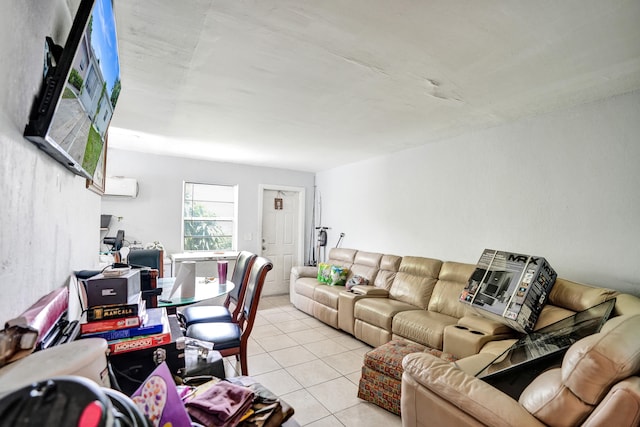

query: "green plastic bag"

left=329, top=265, right=348, bottom=286
left=317, top=263, right=331, bottom=283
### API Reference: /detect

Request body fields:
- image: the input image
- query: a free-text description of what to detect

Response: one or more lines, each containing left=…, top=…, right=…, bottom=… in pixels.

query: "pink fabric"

left=186, top=381, right=254, bottom=426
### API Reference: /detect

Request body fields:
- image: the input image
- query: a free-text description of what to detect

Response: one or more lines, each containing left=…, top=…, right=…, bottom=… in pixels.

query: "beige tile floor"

left=222, top=295, right=403, bottom=427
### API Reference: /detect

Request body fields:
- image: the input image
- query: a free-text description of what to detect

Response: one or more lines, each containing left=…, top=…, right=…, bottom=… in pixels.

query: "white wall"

left=317, top=90, right=640, bottom=296
left=101, top=149, right=315, bottom=268
left=2, top=3, right=637, bottom=327
left=0, top=1, right=101, bottom=322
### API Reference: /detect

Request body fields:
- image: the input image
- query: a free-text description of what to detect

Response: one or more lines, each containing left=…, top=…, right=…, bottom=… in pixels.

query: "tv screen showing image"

left=24, top=0, right=120, bottom=180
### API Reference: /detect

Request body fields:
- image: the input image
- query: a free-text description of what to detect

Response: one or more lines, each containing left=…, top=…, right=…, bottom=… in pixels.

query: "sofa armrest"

left=456, top=315, right=515, bottom=336
left=402, top=353, right=545, bottom=427
left=290, top=266, right=318, bottom=280
left=443, top=316, right=516, bottom=358
left=453, top=353, right=499, bottom=376
left=582, top=377, right=640, bottom=426
left=337, top=287, right=388, bottom=334
left=351, top=285, right=389, bottom=297
left=452, top=338, right=520, bottom=375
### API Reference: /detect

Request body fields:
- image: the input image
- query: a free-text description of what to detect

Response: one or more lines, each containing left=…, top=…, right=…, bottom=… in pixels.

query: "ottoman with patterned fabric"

left=357, top=339, right=457, bottom=415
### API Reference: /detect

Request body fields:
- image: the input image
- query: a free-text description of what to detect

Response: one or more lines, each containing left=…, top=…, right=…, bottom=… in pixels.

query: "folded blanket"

left=185, top=381, right=254, bottom=426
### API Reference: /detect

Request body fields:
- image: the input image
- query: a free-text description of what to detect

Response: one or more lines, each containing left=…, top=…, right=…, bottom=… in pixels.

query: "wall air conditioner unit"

left=104, top=176, right=138, bottom=198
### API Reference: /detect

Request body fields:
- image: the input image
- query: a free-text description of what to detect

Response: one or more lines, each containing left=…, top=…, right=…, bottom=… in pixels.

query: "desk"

left=157, top=277, right=234, bottom=309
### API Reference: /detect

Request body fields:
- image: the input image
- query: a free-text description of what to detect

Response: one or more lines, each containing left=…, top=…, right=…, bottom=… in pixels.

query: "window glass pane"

left=182, top=182, right=236, bottom=251
left=186, top=201, right=234, bottom=218
left=192, top=184, right=234, bottom=202
left=184, top=183, right=194, bottom=200
left=184, top=220, right=233, bottom=237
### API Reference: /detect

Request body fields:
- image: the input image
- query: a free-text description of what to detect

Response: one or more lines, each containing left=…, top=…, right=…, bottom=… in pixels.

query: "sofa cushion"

left=393, top=310, right=459, bottom=350
left=614, top=293, right=640, bottom=316
left=314, top=284, right=343, bottom=309
left=534, top=304, right=576, bottom=330
left=519, top=315, right=640, bottom=426
left=294, top=277, right=320, bottom=299
left=548, top=278, right=618, bottom=312
left=534, top=279, right=619, bottom=330
left=402, top=352, right=548, bottom=427
left=428, top=261, right=476, bottom=319
left=349, top=251, right=382, bottom=282
left=373, top=255, right=402, bottom=290
left=327, top=248, right=357, bottom=264
left=564, top=315, right=640, bottom=404
left=355, top=298, right=418, bottom=330
left=389, top=256, right=442, bottom=309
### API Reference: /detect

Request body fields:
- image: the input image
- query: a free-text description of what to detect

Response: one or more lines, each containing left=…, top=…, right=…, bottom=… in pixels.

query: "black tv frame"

left=24, top=0, right=118, bottom=180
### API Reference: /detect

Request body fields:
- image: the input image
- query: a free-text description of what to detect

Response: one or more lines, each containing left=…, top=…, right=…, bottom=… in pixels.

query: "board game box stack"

left=80, top=295, right=173, bottom=355
left=79, top=291, right=146, bottom=335
left=79, top=269, right=172, bottom=355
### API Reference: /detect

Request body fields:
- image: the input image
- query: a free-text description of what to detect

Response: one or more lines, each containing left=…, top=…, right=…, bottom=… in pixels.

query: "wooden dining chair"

left=180, top=251, right=257, bottom=326
left=185, top=256, right=273, bottom=376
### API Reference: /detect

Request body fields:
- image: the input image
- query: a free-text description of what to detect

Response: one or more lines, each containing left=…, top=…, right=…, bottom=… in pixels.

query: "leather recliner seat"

left=401, top=314, right=640, bottom=427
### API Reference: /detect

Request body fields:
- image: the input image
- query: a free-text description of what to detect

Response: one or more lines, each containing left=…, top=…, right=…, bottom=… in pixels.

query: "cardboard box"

left=85, top=269, right=141, bottom=307
left=460, top=249, right=557, bottom=333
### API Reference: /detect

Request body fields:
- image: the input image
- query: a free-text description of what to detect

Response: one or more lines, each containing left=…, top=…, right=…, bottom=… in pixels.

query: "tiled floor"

left=223, top=295, right=403, bottom=427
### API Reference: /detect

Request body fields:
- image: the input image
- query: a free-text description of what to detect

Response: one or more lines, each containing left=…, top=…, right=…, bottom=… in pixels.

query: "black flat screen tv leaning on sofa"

left=24, top=0, right=121, bottom=180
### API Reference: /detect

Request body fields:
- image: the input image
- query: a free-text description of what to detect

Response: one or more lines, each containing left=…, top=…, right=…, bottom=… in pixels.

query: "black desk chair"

left=185, top=257, right=273, bottom=376
left=128, top=249, right=164, bottom=277
left=180, top=251, right=257, bottom=326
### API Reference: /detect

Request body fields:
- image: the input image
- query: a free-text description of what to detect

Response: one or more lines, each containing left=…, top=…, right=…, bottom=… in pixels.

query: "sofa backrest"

left=327, top=248, right=357, bottom=268
left=612, top=293, right=640, bottom=316
left=534, top=278, right=620, bottom=329
left=549, top=278, right=618, bottom=311
left=519, top=314, right=640, bottom=426
left=349, top=251, right=383, bottom=283
left=374, top=254, right=402, bottom=290
left=390, top=256, right=442, bottom=309
left=428, top=261, right=476, bottom=319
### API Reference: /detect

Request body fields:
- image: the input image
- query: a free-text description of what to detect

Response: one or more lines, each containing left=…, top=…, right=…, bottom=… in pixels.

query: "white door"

left=261, top=188, right=302, bottom=296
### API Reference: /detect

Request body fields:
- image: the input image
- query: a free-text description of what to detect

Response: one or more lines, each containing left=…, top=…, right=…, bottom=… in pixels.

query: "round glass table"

left=156, top=277, right=234, bottom=309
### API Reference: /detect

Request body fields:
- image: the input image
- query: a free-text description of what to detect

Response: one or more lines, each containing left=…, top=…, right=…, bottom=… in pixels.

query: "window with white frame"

left=182, top=182, right=237, bottom=251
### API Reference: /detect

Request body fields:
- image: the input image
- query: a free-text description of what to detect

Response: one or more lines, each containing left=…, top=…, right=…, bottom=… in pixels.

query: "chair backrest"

left=228, top=251, right=258, bottom=305
left=128, top=249, right=164, bottom=277
left=237, top=257, right=273, bottom=339
left=224, top=252, right=257, bottom=323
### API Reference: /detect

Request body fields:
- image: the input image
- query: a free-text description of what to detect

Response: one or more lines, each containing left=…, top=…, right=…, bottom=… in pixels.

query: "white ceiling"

left=109, top=0, right=640, bottom=173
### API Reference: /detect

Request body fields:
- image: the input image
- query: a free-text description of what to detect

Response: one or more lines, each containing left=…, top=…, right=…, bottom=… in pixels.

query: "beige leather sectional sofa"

left=401, top=313, right=640, bottom=427
left=290, top=247, right=640, bottom=359
left=291, top=248, right=640, bottom=426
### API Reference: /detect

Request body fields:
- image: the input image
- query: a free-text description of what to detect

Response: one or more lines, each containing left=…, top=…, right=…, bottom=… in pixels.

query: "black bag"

left=0, top=376, right=150, bottom=426
left=183, top=348, right=226, bottom=385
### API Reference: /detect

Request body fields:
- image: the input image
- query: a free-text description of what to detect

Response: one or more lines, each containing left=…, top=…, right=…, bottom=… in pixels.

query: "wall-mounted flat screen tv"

left=24, top=0, right=120, bottom=180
